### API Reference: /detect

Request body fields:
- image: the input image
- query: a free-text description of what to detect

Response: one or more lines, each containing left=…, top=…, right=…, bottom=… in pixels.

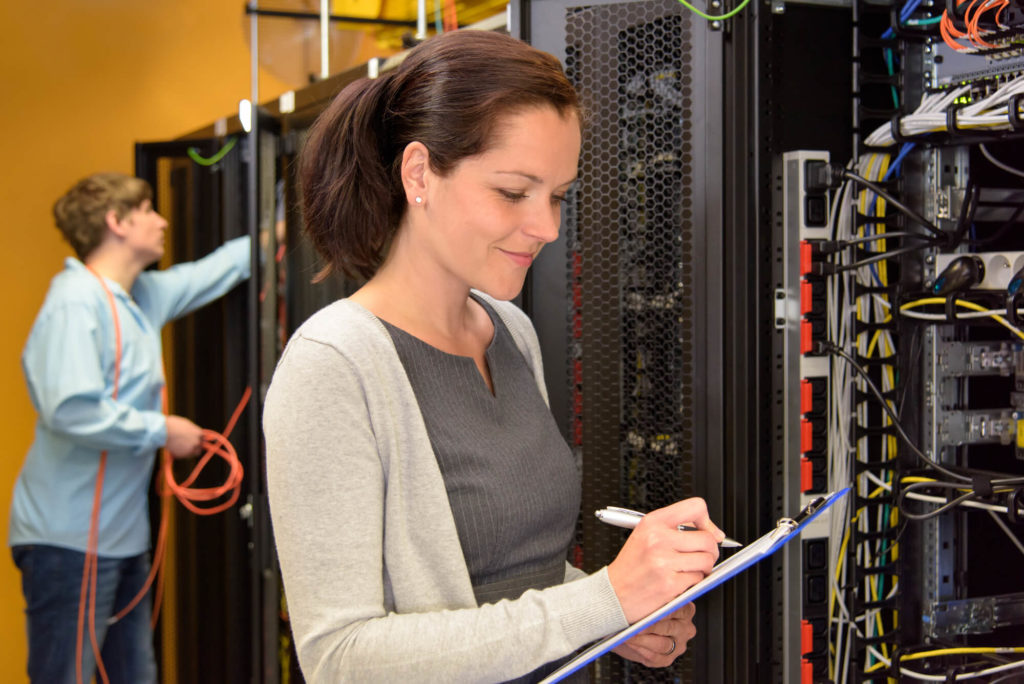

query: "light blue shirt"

left=10, top=236, right=252, bottom=557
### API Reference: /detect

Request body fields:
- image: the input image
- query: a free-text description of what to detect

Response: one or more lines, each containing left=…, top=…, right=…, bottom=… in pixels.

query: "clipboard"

left=541, top=488, right=850, bottom=683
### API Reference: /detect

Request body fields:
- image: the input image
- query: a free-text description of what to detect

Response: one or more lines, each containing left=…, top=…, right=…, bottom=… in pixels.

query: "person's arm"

left=264, top=334, right=628, bottom=683
left=22, top=303, right=166, bottom=455
left=135, top=235, right=252, bottom=324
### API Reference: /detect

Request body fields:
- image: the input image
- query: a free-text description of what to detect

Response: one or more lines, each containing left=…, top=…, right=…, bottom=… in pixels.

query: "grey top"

left=380, top=295, right=581, bottom=605
left=263, top=293, right=628, bottom=683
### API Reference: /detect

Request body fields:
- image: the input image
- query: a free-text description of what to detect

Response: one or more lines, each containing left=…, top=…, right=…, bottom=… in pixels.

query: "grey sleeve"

left=263, top=332, right=627, bottom=683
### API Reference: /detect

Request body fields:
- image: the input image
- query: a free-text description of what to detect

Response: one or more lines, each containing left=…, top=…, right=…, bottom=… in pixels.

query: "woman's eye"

left=499, top=190, right=527, bottom=202
left=552, top=194, right=568, bottom=204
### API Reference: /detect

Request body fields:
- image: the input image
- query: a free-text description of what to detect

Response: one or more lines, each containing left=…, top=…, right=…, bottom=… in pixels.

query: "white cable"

left=979, top=143, right=1024, bottom=179
left=987, top=510, right=1024, bottom=558
left=864, top=470, right=893, bottom=492
left=865, top=76, right=1024, bottom=147
left=900, top=658, right=1024, bottom=681
left=904, top=491, right=1023, bottom=515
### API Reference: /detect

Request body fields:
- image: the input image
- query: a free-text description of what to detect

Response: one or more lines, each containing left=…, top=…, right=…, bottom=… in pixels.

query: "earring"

left=414, top=196, right=423, bottom=204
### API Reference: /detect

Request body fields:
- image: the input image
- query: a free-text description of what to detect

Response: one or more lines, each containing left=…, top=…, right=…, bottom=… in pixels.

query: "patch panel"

left=937, top=341, right=1016, bottom=376
left=936, top=409, right=1017, bottom=447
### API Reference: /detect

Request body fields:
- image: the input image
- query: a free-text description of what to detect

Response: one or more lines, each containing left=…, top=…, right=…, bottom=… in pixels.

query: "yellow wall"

left=0, top=2, right=376, bottom=680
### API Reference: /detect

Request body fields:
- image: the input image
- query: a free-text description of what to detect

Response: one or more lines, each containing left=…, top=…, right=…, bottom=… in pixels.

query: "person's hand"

left=606, top=497, right=723, bottom=623
left=165, top=415, right=204, bottom=459
left=612, top=602, right=697, bottom=668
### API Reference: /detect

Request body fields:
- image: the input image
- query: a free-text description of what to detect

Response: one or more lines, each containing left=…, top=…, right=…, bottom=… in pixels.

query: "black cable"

left=842, top=169, right=948, bottom=240
left=820, top=342, right=971, bottom=482
left=968, top=199, right=1024, bottom=247
left=831, top=243, right=938, bottom=274
left=825, top=342, right=1024, bottom=488
left=842, top=231, right=941, bottom=247
left=898, top=481, right=979, bottom=520
left=896, top=325, right=923, bottom=419
left=945, top=179, right=979, bottom=250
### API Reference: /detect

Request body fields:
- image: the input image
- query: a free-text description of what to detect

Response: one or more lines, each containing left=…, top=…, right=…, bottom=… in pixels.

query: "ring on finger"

left=661, top=636, right=677, bottom=656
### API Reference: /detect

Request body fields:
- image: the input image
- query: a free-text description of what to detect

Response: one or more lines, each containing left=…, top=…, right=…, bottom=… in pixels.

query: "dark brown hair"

left=299, top=30, right=581, bottom=280
left=53, top=172, right=152, bottom=260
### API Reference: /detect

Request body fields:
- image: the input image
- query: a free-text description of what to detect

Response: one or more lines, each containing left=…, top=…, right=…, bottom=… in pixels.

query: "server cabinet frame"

left=515, top=1, right=743, bottom=680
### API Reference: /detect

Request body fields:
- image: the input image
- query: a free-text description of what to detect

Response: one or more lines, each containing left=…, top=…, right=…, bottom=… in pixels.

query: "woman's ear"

left=104, top=209, right=126, bottom=237
left=401, top=141, right=430, bottom=207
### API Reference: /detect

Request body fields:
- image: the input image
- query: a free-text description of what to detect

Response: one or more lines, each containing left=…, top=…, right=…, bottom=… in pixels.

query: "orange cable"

left=79, top=266, right=120, bottom=684
left=443, top=0, right=458, bottom=32
left=80, top=265, right=249, bottom=681
left=112, top=386, right=250, bottom=624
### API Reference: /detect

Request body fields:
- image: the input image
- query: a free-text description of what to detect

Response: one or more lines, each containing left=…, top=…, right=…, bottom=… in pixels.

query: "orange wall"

left=0, top=2, right=345, bottom=680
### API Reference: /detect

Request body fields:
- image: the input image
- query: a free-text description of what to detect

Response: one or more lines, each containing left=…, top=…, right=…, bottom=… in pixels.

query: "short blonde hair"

left=52, top=172, right=152, bottom=259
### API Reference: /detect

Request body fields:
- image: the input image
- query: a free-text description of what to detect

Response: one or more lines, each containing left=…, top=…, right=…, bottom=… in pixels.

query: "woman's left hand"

left=610, top=602, right=697, bottom=668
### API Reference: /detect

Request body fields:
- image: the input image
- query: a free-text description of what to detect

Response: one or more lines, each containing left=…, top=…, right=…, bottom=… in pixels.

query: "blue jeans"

left=11, top=545, right=157, bottom=684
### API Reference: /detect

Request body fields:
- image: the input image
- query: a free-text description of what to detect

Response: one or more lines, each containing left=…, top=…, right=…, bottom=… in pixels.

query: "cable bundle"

left=941, top=0, right=1016, bottom=51
left=864, top=75, right=1024, bottom=147
left=824, top=153, right=906, bottom=682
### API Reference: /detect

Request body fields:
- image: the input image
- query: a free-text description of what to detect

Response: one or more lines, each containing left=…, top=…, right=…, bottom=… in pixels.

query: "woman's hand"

left=606, top=497, right=723, bottom=623
left=611, top=603, right=698, bottom=668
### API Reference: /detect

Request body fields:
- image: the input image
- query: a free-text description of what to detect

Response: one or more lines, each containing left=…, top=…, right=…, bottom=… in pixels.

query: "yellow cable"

left=901, top=476, right=938, bottom=484
left=902, top=646, right=1024, bottom=661
left=901, top=298, right=1024, bottom=341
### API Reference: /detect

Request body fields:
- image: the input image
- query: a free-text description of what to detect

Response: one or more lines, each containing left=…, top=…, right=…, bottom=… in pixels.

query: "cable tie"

left=1008, top=93, right=1024, bottom=131
left=889, top=647, right=904, bottom=679
left=944, top=663, right=968, bottom=683
left=1008, top=489, right=1024, bottom=525
left=945, top=103, right=967, bottom=138
left=972, top=474, right=994, bottom=498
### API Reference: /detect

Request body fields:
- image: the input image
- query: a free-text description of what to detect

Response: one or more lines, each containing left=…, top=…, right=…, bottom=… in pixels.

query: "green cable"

left=905, top=16, right=942, bottom=25
left=884, top=48, right=899, bottom=109
left=676, top=0, right=751, bottom=22
left=187, top=136, right=238, bottom=167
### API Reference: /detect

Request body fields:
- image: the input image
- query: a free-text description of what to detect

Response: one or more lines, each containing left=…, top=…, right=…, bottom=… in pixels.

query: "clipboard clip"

left=793, top=495, right=828, bottom=525
left=772, top=495, right=829, bottom=536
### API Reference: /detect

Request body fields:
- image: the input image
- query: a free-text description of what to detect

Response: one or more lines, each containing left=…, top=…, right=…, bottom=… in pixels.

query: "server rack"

left=135, top=128, right=278, bottom=683
left=520, top=0, right=734, bottom=680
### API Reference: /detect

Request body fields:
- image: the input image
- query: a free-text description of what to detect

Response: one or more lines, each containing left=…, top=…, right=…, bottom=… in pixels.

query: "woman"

left=263, top=29, right=725, bottom=683
left=12, top=172, right=251, bottom=683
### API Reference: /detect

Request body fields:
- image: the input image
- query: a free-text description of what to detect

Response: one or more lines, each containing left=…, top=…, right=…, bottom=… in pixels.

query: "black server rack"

left=518, top=0, right=737, bottom=680
left=134, top=129, right=277, bottom=684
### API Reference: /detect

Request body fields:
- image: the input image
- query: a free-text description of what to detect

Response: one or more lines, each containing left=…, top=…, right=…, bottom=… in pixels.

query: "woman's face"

left=117, top=199, right=168, bottom=266
left=419, top=105, right=582, bottom=301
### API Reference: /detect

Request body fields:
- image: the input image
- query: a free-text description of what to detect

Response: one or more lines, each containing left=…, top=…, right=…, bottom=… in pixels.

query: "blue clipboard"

left=541, top=488, right=851, bottom=683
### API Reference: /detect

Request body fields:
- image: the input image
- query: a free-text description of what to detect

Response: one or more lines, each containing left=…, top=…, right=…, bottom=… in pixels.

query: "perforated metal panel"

left=567, top=2, right=698, bottom=510
left=523, top=0, right=722, bottom=680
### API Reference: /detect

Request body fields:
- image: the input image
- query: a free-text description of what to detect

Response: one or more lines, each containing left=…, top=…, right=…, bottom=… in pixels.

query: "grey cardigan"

left=263, top=294, right=628, bottom=683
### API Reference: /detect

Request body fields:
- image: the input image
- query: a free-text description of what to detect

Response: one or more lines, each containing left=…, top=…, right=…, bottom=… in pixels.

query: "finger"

left=671, top=570, right=710, bottom=595
left=613, top=642, right=660, bottom=668
left=661, top=550, right=718, bottom=576
left=668, top=528, right=722, bottom=558
left=627, top=632, right=677, bottom=655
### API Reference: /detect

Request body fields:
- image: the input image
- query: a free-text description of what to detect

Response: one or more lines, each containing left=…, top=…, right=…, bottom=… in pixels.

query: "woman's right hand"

left=165, top=415, right=204, bottom=459
left=606, top=497, right=724, bottom=623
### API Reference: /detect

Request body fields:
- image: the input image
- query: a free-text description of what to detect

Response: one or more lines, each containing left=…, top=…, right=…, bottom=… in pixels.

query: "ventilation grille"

left=564, top=2, right=698, bottom=681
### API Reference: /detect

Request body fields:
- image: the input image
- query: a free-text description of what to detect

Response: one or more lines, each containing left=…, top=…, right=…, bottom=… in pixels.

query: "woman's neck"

left=83, top=247, right=145, bottom=293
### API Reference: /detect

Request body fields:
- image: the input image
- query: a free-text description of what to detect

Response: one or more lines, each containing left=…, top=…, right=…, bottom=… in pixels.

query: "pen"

left=595, top=507, right=743, bottom=548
